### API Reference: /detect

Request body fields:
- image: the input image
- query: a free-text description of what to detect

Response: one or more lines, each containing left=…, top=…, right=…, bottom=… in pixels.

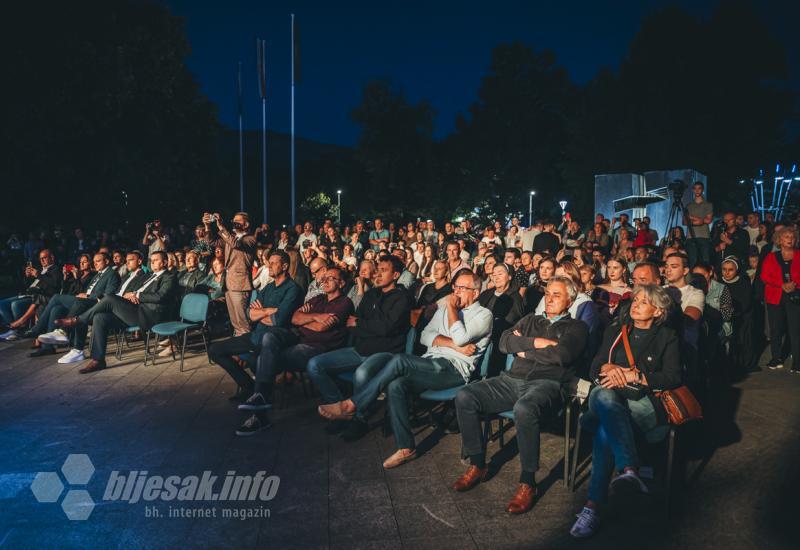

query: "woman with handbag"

left=760, top=226, right=800, bottom=372
left=570, top=284, right=682, bottom=538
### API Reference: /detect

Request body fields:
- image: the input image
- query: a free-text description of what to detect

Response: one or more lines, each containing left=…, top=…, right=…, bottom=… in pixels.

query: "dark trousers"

left=87, top=296, right=140, bottom=362
left=685, top=237, right=712, bottom=268
left=767, top=296, right=800, bottom=369
left=67, top=297, right=100, bottom=350
left=208, top=334, right=258, bottom=392
left=454, top=372, right=563, bottom=473
left=253, top=328, right=321, bottom=394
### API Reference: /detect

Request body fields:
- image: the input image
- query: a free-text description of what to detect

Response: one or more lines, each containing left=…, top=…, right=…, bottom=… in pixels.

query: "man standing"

left=684, top=181, right=714, bottom=267
left=714, top=211, right=749, bottom=267
left=451, top=277, right=588, bottom=515
left=204, top=211, right=257, bottom=336
left=532, top=221, right=560, bottom=257
left=368, top=218, right=390, bottom=251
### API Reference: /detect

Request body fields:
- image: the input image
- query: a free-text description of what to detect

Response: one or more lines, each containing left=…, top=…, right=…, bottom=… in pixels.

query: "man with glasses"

left=233, top=265, right=353, bottom=436
left=304, top=257, right=329, bottom=303
left=318, top=271, right=491, bottom=450
left=203, top=211, right=257, bottom=336
left=0, top=249, right=61, bottom=340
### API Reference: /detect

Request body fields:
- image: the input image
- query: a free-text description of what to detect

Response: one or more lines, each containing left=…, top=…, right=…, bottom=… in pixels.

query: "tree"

left=298, top=192, right=338, bottom=222
left=0, top=0, right=222, bottom=228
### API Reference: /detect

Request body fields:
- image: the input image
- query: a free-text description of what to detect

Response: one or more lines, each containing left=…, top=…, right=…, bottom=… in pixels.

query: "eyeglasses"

left=453, top=284, right=478, bottom=292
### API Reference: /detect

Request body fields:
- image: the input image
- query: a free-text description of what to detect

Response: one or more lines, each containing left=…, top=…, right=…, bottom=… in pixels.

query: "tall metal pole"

left=261, top=40, right=267, bottom=224
left=528, top=191, right=535, bottom=226
left=337, top=190, right=342, bottom=225
left=238, top=61, right=244, bottom=211
left=290, top=14, right=297, bottom=227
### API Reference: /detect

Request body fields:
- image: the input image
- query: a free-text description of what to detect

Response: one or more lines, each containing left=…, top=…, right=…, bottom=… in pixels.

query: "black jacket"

left=117, top=270, right=150, bottom=295
left=589, top=323, right=682, bottom=391
left=499, top=313, right=589, bottom=383
left=26, top=265, right=61, bottom=298
left=532, top=232, right=561, bottom=256
left=137, top=271, right=179, bottom=330
left=351, top=286, right=411, bottom=356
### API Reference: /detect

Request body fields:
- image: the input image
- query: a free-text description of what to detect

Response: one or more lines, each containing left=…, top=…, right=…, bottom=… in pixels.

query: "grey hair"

left=631, top=284, right=672, bottom=325
left=547, top=275, right=578, bottom=304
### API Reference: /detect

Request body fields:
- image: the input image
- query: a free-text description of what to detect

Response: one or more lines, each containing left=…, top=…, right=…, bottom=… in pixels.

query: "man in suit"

left=34, top=253, right=120, bottom=361
left=0, top=249, right=61, bottom=338
left=204, top=211, right=257, bottom=336
left=57, top=251, right=178, bottom=373
left=55, top=250, right=148, bottom=364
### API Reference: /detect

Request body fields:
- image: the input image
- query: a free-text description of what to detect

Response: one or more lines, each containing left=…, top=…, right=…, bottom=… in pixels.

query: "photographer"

left=204, top=211, right=257, bottom=336
left=141, top=220, right=168, bottom=260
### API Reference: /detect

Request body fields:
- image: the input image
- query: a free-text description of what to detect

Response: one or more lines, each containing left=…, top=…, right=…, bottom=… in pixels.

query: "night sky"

left=162, top=0, right=798, bottom=147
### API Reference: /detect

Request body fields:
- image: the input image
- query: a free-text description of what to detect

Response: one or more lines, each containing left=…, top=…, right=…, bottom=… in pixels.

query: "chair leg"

left=179, top=330, right=188, bottom=372
left=498, top=417, right=505, bottom=448
left=563, top=401, right=572, bottom=488
left=665, top=426, right=676, bottom=516
left=143, top=331, right=151, bottom=366
left=201, top=328, right=212, bottom=364
left=570, top=413, right=583, bottom=492
left=115, top=331, right=122, bottom=361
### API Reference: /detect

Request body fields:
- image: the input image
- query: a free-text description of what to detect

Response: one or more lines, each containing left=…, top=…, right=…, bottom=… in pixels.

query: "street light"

left=559, top=200, right=568, bottom=216
left=528, top=190, right=536, bottom=227
left=336, top=190, right=342, bottom=225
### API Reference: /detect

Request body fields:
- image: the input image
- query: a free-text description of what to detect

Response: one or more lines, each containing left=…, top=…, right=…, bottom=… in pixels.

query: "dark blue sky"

left=163, top=0, right=796, bottom=146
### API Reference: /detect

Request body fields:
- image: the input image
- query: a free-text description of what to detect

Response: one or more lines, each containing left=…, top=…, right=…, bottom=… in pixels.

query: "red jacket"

left=760, top=250, right=800, bottom=305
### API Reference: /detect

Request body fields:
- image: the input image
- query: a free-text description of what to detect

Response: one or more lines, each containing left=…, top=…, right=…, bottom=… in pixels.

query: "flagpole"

left=290, top=13, right=296, bottom=227
left=237, top=61, right=244, bottom=211
left=258, top=39, right=268, bottom=224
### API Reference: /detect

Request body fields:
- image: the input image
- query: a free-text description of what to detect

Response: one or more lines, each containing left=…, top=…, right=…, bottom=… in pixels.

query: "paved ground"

left=0, top=335, right=798, bottom=549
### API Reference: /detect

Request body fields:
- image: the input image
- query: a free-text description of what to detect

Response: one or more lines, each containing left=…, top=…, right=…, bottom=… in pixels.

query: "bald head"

left=309, top=258, right=328, bottom=283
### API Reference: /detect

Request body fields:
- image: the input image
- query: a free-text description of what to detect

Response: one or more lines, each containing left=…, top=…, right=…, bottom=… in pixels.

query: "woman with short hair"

left=570, top=284, right=682, bottom=538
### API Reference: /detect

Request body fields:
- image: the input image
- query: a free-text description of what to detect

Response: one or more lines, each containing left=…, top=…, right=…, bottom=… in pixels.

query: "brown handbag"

left=622, top=325, right=703, bottom=425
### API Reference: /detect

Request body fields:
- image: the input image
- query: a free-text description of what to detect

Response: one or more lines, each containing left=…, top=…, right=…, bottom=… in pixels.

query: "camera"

left=668, top=179, right=687, bottom=198
left=302, top=240, right=312, bottom=248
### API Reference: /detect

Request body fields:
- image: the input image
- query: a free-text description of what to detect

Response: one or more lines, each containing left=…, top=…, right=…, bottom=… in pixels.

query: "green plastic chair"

left=149, top=293, right=210, bottom=371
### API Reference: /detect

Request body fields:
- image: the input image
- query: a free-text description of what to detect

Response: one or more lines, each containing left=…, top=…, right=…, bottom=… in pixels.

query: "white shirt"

left=117, top=269, right=142, bottom=296
left=136, top=270, right=165, bottom=297
left=668, top=283, right=705, bottom=313
left=420, top=300, right=493, bottom=381
left=85, top=267, right=110, bottom=295
left=745, top=226, right=760, bottom=246
left=298, top=232, right=317, bottom=252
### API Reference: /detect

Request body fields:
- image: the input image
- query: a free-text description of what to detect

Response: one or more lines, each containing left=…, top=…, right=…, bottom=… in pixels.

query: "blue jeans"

left=306, top=348, right=394, bottom=404
left=384, top=355, right=464, bottom=450
left=0, top=296, right=32, bottom=325
left=582, top=388, right=667, bottom=504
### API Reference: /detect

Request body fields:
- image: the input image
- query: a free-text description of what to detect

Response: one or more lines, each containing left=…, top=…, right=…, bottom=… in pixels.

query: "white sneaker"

left=610, top=469, right=649, bottom=495
left=570, top=506, right=600, bottom=538
left=58, top=349, right=85, bottom=364
left=0, top=329, right=17, bottom=340
left=38, top=329, right=69, bottom=345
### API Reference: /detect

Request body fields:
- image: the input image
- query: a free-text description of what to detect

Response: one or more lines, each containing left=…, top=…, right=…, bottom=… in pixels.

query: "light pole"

left=528, top=190, right=536, bottom=227
left=559, top=200, right=568, bottom=217
left=337, top=190, right=342, bottom=225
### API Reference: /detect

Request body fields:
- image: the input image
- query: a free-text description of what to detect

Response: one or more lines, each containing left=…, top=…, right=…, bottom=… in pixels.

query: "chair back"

left=477, top=342, right=493, bottom=379
left=404, top=326, right=416, bottom=354
left=505, top=353, right=515, bottom=371
left=180, top=293, right=210, bottom=323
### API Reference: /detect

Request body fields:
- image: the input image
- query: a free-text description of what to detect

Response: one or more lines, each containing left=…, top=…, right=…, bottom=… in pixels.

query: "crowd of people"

left=1, top=180, right=799, bottom=538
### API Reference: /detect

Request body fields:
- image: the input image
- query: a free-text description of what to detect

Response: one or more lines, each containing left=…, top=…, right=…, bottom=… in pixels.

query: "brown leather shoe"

left=451, top=465, right=489, bottom=492
left=506, top=483, right=537, bottom=514
left=55, top=316, right=80, bottom=329
left=79, top=360, right=106, bottom=374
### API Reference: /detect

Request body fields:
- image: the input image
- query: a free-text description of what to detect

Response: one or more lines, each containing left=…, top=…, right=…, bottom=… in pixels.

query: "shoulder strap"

left=620, top=325, right=636, bottom=370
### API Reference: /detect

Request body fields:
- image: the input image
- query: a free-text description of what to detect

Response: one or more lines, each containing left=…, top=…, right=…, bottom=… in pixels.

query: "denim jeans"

left=582, top=387, right=667, bottom=504
left=0, top=296, right=32, bottom=325
left=254, top=328, right=321, bottom=394
left=454, top=373, right=563, bottom=474
left=384, top=355, right=464, bottom=450
left=307, top=347, right=393, bottom=404
left=685, top=237, right=712, bottom=268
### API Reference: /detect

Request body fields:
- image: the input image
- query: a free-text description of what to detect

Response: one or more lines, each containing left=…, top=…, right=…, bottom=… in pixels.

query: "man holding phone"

left=204, top=211, right=257, bottom=336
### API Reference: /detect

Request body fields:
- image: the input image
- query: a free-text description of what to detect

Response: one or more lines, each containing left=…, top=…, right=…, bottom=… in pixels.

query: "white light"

left=559, top=200, right=568, bottom=210
left=530, top=191, right=536, bottom=196
left=337, top=189, right=342, bottom=194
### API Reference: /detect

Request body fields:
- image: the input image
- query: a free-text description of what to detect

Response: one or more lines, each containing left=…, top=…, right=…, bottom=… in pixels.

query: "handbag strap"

left=620, top=325, right=636, bottom=370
